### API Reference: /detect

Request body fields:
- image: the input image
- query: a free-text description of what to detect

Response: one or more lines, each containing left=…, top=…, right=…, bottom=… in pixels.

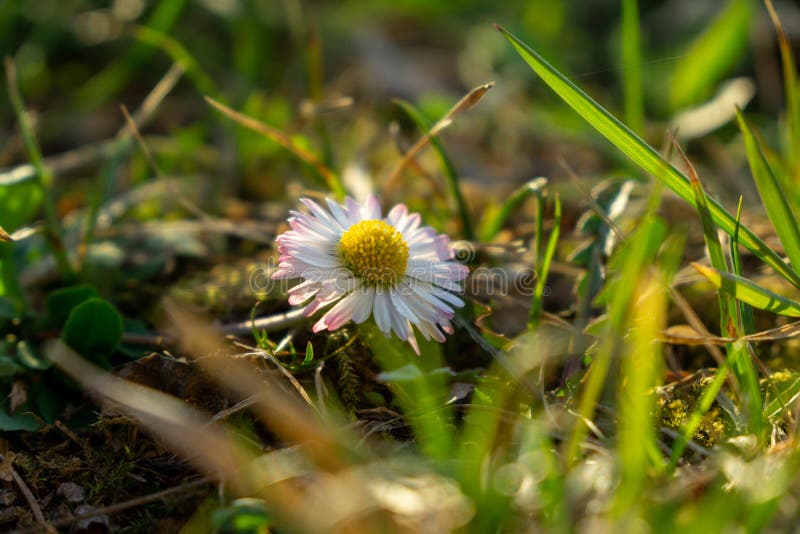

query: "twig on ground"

left=0, top=452, right=48, bottom=529
left=119, top=308, right=309, bottom=347
left=13, top=476, right=214, bottom=534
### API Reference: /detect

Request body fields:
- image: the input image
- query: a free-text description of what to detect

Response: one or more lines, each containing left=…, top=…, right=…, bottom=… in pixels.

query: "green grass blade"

left=693, top=262, right=800, bottom=317
left=528, top=193, right=560, bottom=329
left=566, top=214, right=666, bottom=465
left=668, top=0, right=752, bottom=110
left=497, top=25, right=800, bottom=289
left=732, top=197, right=755, bottom=334
left=133, top=26, right=222, bottom=101
left=621, top=0, right=644, bottom=134
left=736, top=110, right=800, bottom=271
left=765, top=0, right=800, bottom=173
left=614, top=272, right=666, bottom=513
left=394, top=99, right=475, bottom=240
left=74, top=0, right=190, bottom=109
left=479, top=177, right=547, bottom=242
left=684, top=147, right=728, bottom=273
left=5, top=58, right=73, bottom=281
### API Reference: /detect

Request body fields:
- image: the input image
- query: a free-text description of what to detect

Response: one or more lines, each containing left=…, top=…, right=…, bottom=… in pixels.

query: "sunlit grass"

left=5, top=1, right=800, bottom=532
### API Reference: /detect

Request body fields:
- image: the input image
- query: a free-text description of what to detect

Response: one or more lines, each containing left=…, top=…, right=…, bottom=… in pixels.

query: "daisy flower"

left=272, top=194, right=468, bottom=353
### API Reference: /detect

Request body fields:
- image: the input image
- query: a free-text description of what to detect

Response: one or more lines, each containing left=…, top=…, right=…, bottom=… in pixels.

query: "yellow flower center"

left=339, top=220, right=409, bottom=286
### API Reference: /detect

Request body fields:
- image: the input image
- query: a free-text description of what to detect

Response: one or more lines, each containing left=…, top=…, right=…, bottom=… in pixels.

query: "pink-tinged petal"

left=289, top=210, right=340, bottom=238
left=272, top=268, right=298, bottom=280
left=313, top=292, right=361, bottom=332
left=396, top=213, right=422, bottom=238
left=302, top=292, right=341, bottom=317
left=387, top=204, right=408, bottom=226
left=288, top=280, right=321, bottom=305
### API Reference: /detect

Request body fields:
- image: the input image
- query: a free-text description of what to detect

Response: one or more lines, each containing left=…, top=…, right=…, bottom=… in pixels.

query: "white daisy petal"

left=362, top=194, right=382, bottom=220
left=373, top=290, right=392, bottom=334
left=326, top=198, right=351, bottom=228
left=351, top=286, right=375, bottom=324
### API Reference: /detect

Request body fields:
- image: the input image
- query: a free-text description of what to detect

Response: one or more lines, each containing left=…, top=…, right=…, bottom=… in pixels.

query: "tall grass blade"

left=528, top=193, right=560, bottom=329
left=75, top=0, right=190, bottom=108
left=765, top=0, right=800, bottom=177
left=736, top=110, right=800, bottom=271
left=480, top=178, right=547, bottom=242
left=614, top=272, right=665, bottom=514
left=668, top=0, right=752, bottom=111
left=566, top=214, right=665, bottom=464
left=693, top=262, right=800, bottom=317
left=4, top=58, right=73, bottom=281
left=496, top=25, right=800, bottom=289
left=133, top=26, right=222, bottom=101
left=732, top=197, right=755, bottom=334
left=621, top=0, right=644, bottom=134
left=683, top=143, right=762, bottom=432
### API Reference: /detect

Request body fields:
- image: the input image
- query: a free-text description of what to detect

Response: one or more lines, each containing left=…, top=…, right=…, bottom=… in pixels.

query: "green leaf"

left=736, top=110, right=800, bottom=271
left=62, top=298, right=123, bottom=365
left=34, top=386, right=63, bottom=424
left=377, top=364, right=453, bottom=383
left=0, top=409, right=40, bottom=432
left=16, top=340, right=51, bottom=370
left=621, top=0, right=643, bottom=133
left=0, top=180, right=43, bottom=233
left=211, top=498, right=271, bottom=534
left=693, top=263, right=800, bottom=317
left=497, top=25, right=800, bottom=289
left=47, top=284, right=99, bottom=327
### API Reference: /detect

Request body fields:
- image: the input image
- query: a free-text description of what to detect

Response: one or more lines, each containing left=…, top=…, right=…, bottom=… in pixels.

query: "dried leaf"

left=661, top=324, right=733, bottom=346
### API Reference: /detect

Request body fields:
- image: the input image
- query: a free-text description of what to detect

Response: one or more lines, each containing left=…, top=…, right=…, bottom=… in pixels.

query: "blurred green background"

left=2, top=0, right=794, bottom=203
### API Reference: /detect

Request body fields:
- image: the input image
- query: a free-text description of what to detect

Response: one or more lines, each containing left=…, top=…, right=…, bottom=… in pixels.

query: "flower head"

left=273, top=195, right=468, bottom=353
